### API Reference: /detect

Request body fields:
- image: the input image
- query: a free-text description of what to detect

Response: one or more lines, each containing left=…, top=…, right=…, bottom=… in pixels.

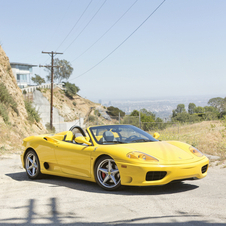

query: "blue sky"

left=1, top=0, right=226, bottom=102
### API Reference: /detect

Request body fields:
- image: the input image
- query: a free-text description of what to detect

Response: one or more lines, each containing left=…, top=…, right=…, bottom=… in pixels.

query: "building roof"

left=10, top=62, right=37, bottom=67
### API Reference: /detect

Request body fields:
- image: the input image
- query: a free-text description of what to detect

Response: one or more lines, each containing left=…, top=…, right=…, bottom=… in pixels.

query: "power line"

left=71, top=0, right=138, bottom=63
left=63, top=0, right=107, bottom=53
left=69, top=0, right=166, bottom=81
left=42, top=0, right=73, bottom=53
left=39, top=1, right=73, bottom=66
left=55, top=0, right=93, bottom=51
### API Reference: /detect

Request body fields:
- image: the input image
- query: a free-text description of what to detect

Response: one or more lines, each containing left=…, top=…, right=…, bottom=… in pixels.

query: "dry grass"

left=0, top=121, right=45, bottom=156
left=0, top=123, right=24, bottom=155
left=151, top=121, right=226, bottom=160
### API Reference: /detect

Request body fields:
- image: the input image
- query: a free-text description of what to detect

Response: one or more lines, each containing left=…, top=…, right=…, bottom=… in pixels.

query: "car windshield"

left=89, top=125, right=158, bottom=145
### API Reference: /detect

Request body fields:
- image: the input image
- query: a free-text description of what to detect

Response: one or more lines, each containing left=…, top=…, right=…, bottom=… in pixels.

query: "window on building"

left=17, top=74, right=27, bottom=82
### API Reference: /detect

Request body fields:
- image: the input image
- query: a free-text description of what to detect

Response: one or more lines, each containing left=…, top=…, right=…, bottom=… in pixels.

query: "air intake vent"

left=201, top=164, right=208, bottom=174
left=146, top=171, right=167, bottom=181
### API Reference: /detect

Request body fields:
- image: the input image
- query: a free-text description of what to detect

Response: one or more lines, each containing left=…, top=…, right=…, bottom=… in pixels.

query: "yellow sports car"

left=21, top=125, right=209, bottom=191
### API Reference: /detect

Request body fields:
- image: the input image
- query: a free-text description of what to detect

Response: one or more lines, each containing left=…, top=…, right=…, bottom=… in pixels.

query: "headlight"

left=189, top=146, right=203, bottom=157
left=126, top=151, right=159, bottom=162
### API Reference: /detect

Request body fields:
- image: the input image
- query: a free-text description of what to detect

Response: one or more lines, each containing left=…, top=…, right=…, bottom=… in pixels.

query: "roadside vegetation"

left=24, top=100, right=40, bottom=123
left=107, top=106, right=125, bottom=118
left=63, top=82, right=80, bottom=99
left=0, top=82, right=19, bottom=123
left=31, top=74, right=45, bottom=85
left=123, top=108, right=166, bottom=131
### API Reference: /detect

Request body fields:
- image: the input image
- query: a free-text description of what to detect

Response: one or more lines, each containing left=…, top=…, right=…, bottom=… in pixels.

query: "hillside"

left=0, top=46, right=46, bottom=155
left=40, top=86, right=100, bottom=122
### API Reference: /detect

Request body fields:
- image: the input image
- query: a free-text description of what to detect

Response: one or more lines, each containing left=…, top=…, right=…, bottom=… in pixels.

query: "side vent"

left=44, top=162, right=49, bottom=170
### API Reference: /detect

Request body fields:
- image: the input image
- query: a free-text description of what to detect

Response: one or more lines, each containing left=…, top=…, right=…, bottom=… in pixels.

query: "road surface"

left=0, top=154, right=226, bottom=225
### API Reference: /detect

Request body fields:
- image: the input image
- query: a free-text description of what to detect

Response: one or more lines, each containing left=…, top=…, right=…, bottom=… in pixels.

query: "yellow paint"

left=21, top=127, right=209, bottom=187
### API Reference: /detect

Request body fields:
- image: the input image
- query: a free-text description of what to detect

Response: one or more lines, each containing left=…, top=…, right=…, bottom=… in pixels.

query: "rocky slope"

left=0, top=45, right=46, bottom=154
left=40, top=87, right=100, bottom=121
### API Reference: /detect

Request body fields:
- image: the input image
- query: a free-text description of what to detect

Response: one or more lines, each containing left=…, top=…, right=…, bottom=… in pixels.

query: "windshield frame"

left=89, top=125, right=158, bottom=145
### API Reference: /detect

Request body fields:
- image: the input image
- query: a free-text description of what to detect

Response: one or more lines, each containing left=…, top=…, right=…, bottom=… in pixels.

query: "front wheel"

left=94, top=156, right=121, bottom=191
left=25, top=150, right=41, bottom=179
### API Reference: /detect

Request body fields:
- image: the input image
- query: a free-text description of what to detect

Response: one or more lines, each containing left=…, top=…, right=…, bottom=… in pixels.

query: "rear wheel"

left=94, top=156, right=121, bottom=191
left=25, top=150, right=41, bottom=179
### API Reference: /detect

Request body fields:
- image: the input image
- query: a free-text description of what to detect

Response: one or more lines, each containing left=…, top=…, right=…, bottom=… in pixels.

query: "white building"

left=10, top=62, right=37, bottom=88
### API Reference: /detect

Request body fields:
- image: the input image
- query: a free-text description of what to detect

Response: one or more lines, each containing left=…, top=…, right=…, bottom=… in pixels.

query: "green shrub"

left=0, top=83, right=19, bottom=115
left=24, top=100, right=40, bottom=123
left=63, top=82, right=80, bottom=99
left=107, top=106, right=125, bottom=117
left=88, top=115, right=95, bottom=122
left=73, top=101, right=76, bottom=106
left=0, top=103, right=9, bottom=123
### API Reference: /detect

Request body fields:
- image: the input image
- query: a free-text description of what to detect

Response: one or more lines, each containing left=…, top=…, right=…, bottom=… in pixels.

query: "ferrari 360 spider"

left=21, top=125, right=209, bottom=191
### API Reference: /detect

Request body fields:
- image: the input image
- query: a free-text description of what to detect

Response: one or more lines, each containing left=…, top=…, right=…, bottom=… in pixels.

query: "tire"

left=25, top=150, right=41, bottom=179
left=94, top=156, right=121, bottom=191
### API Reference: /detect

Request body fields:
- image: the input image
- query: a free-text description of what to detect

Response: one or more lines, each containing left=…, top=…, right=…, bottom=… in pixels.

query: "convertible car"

left=21, top=124, right=209, bottom=191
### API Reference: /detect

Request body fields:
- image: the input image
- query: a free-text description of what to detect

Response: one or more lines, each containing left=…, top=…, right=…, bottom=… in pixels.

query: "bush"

left=0, top=83, right=18, bottom=115
left=0, top=103, right=9, bottom=123
left=63, top=82, right=80, bottom=99
left=107, top=106, right=125, bottom=117
left=24, top=100, right=40, bottom=123
left=94, top=109, right=101, bottom=117
left=73, top=101, right=76, bottom=106
left=88, top=115, right=95, bottom=122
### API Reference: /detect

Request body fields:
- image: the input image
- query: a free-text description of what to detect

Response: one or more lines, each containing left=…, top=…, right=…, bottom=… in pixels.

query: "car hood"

left=119, top=141, right=194, bottom=163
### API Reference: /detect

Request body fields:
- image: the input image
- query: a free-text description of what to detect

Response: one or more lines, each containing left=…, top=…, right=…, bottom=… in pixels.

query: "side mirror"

left=74, top=136, right=92, bottom=146
left=153, top=132, right=160, bottom=139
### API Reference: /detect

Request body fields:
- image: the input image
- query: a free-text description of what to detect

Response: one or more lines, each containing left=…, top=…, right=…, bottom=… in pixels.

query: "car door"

left=55, top=141, right=94, bottom=178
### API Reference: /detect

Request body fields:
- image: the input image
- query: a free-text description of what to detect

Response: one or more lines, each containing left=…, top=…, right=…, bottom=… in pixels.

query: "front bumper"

left=117, top=157, right=209, bottom=186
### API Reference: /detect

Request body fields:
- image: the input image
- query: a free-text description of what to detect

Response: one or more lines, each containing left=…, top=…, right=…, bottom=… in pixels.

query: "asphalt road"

left=0, top=154, right=226, bottom=226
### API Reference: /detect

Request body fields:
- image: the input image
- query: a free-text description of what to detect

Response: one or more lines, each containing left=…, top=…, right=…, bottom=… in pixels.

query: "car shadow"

left=6, top=171, right=199, bottom=195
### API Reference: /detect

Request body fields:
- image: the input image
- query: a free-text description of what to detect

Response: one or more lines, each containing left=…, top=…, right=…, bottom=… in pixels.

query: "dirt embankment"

left=0, top=46, right=46, bottom=154
left=40, top=87, right=100, bottom=121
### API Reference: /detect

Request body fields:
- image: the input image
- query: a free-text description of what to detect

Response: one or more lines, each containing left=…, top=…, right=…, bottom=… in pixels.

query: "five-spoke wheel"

left=94, top=156, right=121, bottom=191
left=25, top=150, right=41, bottom=179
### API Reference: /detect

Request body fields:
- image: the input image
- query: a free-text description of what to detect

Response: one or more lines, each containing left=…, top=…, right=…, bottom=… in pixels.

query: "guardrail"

left=21, top=83, right=64, bottom=93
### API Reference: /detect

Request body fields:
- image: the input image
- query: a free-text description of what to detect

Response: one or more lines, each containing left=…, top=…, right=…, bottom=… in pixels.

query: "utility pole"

left=40, top=51, right=63, bottom=130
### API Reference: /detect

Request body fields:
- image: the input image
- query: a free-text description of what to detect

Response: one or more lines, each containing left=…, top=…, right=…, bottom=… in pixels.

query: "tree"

left=46, top=58, right=73, bottom=83
left=208, top=97, right=223, bottom=111
left=172, top=111, right=190, bottom=123
left=188, top=103, right=196, bottom=114
left=140, top=108, right=156, bottom=118
left=107, top=106, right=125, bottom=117
left=130, top=110, right=139, bottom=116
left=208, top=97, right=226, bottom=118
left=31, top=74, right=45, bottom=85
left=194, top=106, right=204, bottom=114
left=172, top=104, right=186, bottom=119
left=175, top=104, right=186, bottom=114
left=63, top=82, right=80, bottom=99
